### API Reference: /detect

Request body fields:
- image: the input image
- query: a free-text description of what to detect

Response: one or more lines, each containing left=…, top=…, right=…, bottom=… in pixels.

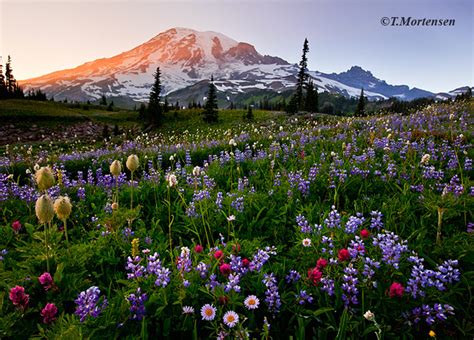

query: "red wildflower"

left=38, top=272, right=54, bottom=291
left=41, top=303, right=58, bottom=324
left=316, top=258, right=328, bottom=269
left=338, top=248, right=350, bottom=262
left=9, top=285, right=29, bottom=309
left=389, top=282, right=405, bottom=298
left=214, top=250, right=223, bottom=260
left=242, top=258, right=250, bottom=267
left=360, top=229, right=370, bottom=239
left=308, top=267, right=323, bottom=285
left=220, top=263, right=231, bottom=276
left=194, top=244, right=203, bottom=253
left=12, top=220, right=22, bottom=233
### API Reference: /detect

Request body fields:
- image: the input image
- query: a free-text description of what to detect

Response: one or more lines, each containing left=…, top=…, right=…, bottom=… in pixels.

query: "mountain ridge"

left=20, top=27, right=468, bottom=104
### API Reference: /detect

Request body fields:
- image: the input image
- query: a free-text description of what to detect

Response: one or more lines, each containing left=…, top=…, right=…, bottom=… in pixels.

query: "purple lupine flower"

left=436, top=259, right=460, bottom=286
left=128, top=287, right=148, bottom=320
left=324, top=206, right=341, bottom=229
left=193, top=189, right=211, bottom=202
left=147, top=252, right=171, bottom=287
left=224, top=274, right=241, bottom=293
left=263, top=273, right=281, bottom=314
left=77, top=187, right=86, bottom=200
left=404, top=304, right=455, bottom=326
left=296, top=214, right=312, bottom=233
left=296, top=290, right=313, bottom=305
left=75, top=286, right=108, bottom=322
left=348, top=236, right=366, bottom=258
left=126, top=256, right=146, bottom=280
left=370, top=211, right=384, bottom=229
left=186, top=202, right=199, bottom=218
left=195, top=262, right=209, bottom=279
left=249, top=246, right=277, bottom=272
left=229, top=254, right=248, bottom=275
left=176, top=247, right=192, bottom=274
left=362, top=257, right=380, bottom=281
left=0, top=249, right=8, bottom=261
left=215, top=191, right=224, bottom=210
left=206, top=274, right=222, bottom=291
left=285, top=270, right=301, bottom=284
left=321, top=277, right=335, bottom=296
left=345, top=213, right=365, bottom=234
left=373, top=231, right=408, bottom=269
left=341, top=266, right=359, bottom=307
left=230, top=196, right=244, bottom=213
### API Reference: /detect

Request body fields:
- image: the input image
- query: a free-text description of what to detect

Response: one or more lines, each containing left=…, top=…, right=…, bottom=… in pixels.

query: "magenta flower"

left=38, top=272, right=54, bottom=291
left=12, top=220, right=22, bottom=233
left=389, top=282, right=405, bottom=298
left=338, top=248, right=350, bottom=262
left=194, top=244, right=203, bottom=253
left=41, top=303, right=58, bottom=324
left=220, top=263, right=231, bottom=276
left=9, top=285, right=29, bottom=309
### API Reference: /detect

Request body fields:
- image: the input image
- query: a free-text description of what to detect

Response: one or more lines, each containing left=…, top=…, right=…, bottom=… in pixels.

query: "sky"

left=0, top=0, right=472, bottom=93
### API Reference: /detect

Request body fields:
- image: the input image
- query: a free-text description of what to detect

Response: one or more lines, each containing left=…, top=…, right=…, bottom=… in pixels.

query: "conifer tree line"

left=0, top=55, right=24, bottom=99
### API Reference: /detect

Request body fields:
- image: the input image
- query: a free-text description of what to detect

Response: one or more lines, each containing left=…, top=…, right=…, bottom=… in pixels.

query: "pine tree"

left=294, top=38, right=309, bottom=111
left=355, top=88, right=366, bottom=116
left=203, top=75, right=218, bottom=123
left=113, top=124, right=120, bottom=136
left=305, top=80, right=318, bottom=112
left=0, top=63, right=7, bottom=99
left=5, top=56, right=14, bottom=96
left=244, top=105, right=254, bottom=121
left=100, top=95, right=107, bottom=105
left=147, top=67, right=163, bottom=125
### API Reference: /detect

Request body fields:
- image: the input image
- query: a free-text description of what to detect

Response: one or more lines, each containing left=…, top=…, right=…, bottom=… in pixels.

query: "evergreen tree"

left=244, top=105, right=254, bottom=121
left=286, top=95, right=298, bottom=114
left=203, top=75, right=218, bottom=123
left=294, top=38, right=310, bottom=111
left=304, top=80, right=318, bottom=112
left=102, top=124, right=110, bottom=139
left=113, top=124, right=120, bottom=136
left=138, top=103, right=146, bottom=120
left=107, top=100, right=114, bottom=111
left=0, top=63, right=7, bottom=99
left=100, top=95, right=107, bottom=105
left=147, top=67, right=163, bottom=125
left=355, top=88, right=366, bottom=116
left=5, top=56, right=14, bottom=95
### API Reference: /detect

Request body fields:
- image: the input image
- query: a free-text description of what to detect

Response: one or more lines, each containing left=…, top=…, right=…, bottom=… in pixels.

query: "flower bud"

left=35, top=167, right=55, bottom=191
left=364, top=310, right=375, bottom=321
left=111, top=202, right=119, bottom=210
left=53, top=196, right=72, bottom=220
left=110, top=160, right=122, bottom=177
left=126, top=154, right=139, bottom=172
left=35, top=195, right=54, bottom=224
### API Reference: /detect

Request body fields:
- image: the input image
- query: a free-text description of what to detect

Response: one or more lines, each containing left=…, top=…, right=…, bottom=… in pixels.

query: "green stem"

left=130, top=171, right=134, bottom=209
left=44, top=222, right=50, bottom=272
left=436, top=207, right=444, bottom=245
left=167, top=187, right=174, bottom=264
left=63, top=218, right=69, bottom=250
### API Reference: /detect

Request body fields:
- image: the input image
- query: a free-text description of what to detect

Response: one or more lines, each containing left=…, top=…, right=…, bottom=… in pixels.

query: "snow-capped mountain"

left=20, top=27, right=462, bottom=104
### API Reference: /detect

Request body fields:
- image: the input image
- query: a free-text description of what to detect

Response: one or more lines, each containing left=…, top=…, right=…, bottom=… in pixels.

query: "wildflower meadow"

left=0, top=101, right=473, bottom=339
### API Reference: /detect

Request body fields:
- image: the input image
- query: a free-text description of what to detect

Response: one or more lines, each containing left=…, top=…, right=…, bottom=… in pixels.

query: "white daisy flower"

left=223, top=310, right=239, bottom=328
left=200, top=304, right=216, bottom=321
left=244, top=295, right=260, bottom=310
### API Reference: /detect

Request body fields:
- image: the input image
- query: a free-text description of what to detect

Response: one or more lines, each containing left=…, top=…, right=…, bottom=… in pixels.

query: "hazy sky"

left=0, top=0, right=472, bottom=93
